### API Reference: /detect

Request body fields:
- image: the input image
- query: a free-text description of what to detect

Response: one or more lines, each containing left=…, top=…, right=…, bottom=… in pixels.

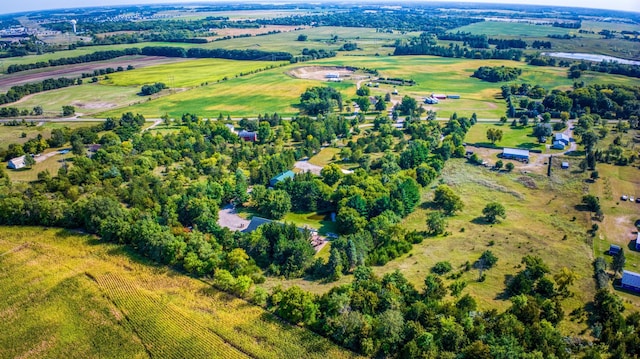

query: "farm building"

left=7, top=155, right=26, bottom=170
left=502, top=148, right=530, bottom=162
left=269, top=170, right=295, bottom=187
left=432, top=93, right=447, bottom=100
left=447, top=94, right=461, bottom=99
left=552, top=141, right=566, bottom=150
left=561, top=162, right=569, bottom=169
left=554, top=133, right=570, bottom=145
left=609, top=244, right=621, bottom=255
left=621, top=270, right=640, bottom=293
left=325, top=72, right=340, bottom=79
left=636, top=232, right=640, bottom=251
left=425, top=97, right=439, bottom=104
left=238, top=130, right=258, bottom=142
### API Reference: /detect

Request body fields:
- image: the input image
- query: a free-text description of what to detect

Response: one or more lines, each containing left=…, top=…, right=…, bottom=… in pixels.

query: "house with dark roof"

left=238, top=130, right=257, bottom=142
left=502, top=148, right=529, bottom=162
left=269, top=170, right=295, bottom=187
left=621, top=270, right=640, bottom=293
left=609, top=244, right=621, bottom=255
left=7, top=155, right=26, bottom=170
left=242, top=216, right=272, bottom=233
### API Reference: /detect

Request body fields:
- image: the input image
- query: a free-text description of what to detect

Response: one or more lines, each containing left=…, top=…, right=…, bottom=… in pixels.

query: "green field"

left=0, top=227, right=361, bottom=359
left=454, top=21, right=574, bottom=37
left=2, top=83, right=141, bottom=116
left=0, top=121, right=98, bottom=150
left=103, top=58, right=286, bottom=88
left=464, top=122, right=549, bottom=150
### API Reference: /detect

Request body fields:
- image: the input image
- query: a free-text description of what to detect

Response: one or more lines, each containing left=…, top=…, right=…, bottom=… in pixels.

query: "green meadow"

left=103, top=58, right=286, bottom=88
left=454, top=21, right=574, bottom=37
left=0, top=227, right=361, bottom=359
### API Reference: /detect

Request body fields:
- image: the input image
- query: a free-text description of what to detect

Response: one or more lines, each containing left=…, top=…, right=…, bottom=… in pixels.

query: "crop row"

left=95, top=272, right=248, bottom=359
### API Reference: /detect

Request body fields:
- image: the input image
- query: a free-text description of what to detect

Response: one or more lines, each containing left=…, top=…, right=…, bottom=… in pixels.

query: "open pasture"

left=97, top=67, right=355, bottom=118
left=454, top=21, right=574, bottom=37
left=3, top=83, right=141, bottom=116
left=0, top=227, right=360, bottom=359
left=102, top=58, right=285, bottom=88
left=0, top=121, right=98, bottom=150
left=464, top=122, right=546, bottom=150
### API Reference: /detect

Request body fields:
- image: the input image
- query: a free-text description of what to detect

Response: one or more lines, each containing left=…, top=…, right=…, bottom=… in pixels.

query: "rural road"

left=217, top=204, right=250, bottom=231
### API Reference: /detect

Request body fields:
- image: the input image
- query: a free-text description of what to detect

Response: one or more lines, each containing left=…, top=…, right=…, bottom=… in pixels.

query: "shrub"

left=432, top=261, right=453, bottom=275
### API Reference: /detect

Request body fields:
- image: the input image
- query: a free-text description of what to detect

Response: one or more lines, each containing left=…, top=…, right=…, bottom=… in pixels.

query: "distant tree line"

left=6, top=48, right=141, bottom=74
left=0, top=77, right=79, bottom=105
left=290, top=48, right=336, bottom=63
left=140, top=82, right=167, bottom=96
left=256, top=9, right=482, bottom=33
left=394, top=33, right=523, bottom=60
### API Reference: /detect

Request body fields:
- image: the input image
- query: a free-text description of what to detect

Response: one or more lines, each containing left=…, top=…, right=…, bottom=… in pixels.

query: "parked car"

left=621, top=195, right=628, bottom=201
left=630, top=196, right=636, bottom=202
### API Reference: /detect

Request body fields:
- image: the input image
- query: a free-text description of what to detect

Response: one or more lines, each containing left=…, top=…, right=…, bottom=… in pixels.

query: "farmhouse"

left=269, top=170, right=295, bottom=187
left=238, top=130, right=258, bottom=142
left=609, top=244, right=621, bottom=255
left=554, top=133, right=570, bottom=145
left=7, top=155, right=26, bottom=170
left=243, top=216, right=272, bottom=233
left=502, top=148, right=530, bottom=162
left=621, top=270, right=640, bottom=293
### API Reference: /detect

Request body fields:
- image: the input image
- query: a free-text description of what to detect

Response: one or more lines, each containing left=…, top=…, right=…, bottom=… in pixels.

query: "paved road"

left=217, top=204, right=250, bottom=231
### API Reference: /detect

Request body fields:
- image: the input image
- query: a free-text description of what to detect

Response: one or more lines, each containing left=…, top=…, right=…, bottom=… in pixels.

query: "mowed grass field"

left=463, top=122, right=563, bottom=152
left=102, top=58, right=286, bottom=88
left=3, top=83, right=142, bottom=116
left=0, top=227, right=361, bottom=359
left=454, top=21, right=574, bottom=37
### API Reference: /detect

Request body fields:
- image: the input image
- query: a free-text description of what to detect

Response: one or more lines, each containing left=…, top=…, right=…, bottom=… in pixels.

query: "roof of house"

left=622, top=270, right=640, bottom=289
left=8, top=155, right=26, bottom=167
left=271, top=170, right=295, bottom=184
left=503, top=148, right=530, bottom=157
left=242, top=216, right=273, bottom=233
left=555, top=133, right=570, bottom=141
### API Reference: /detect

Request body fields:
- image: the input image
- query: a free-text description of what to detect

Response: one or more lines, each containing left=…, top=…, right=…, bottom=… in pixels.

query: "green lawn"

left=0, top=121, right=98, bottom=151
left=464, top=122, right=546, bottom=150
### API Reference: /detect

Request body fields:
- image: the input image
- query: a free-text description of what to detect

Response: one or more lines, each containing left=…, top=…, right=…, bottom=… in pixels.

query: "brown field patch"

left=287, top=66, right=357, bottom=81
left=208, top=25, right=304, bottom=40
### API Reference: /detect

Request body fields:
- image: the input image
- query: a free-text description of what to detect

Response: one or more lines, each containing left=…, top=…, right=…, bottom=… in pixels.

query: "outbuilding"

left=7, top=155, right=26, bottom=170
left=561, top=162, right=569, bottom=169
left=552, top=141, right=566, bottom=150
left=621, top=270, right=640, bottom=293
left=502, top=148, right=530, bottom=162
left=636, top=232, right=640, bottom=251
left=609, top=244, right=621, bottom=255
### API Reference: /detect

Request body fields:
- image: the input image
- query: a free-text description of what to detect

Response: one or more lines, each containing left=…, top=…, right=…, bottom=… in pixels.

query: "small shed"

left=636, top=232, right=640, bottom=251
left=269, top=170, right=295, bottom=187
left=425, top=97, right=439, bottom=104
left=561, top=162, right=569, bottom=169
left=621, top=270, right=640, bottom=293
left=7, top=155, right=26, bottom=170
left=552, top=141, right=566, bottom=150
left=502, top=148, right=530, bottom=162
left=238, top=130, right=258, bottom=142
left=609, top=244, right=621, bottom=255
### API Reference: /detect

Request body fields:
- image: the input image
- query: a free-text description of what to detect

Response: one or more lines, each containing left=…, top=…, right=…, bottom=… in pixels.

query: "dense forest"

left=393, top=33, right=523, bottom=60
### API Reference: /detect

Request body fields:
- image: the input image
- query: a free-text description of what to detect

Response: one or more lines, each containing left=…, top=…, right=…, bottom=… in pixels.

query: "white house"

left=7, top=155, right=26, bottom=170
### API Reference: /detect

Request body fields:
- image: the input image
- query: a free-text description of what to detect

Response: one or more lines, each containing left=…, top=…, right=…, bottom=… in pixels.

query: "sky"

left=0, top=0, right=638, bottom=15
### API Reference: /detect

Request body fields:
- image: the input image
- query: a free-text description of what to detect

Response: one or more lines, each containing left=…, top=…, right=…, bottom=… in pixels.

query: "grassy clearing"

left=308, top=147, right=340, bottom=167
left=282, top=212, right=339, bottom=236
left=0, top=121, right=97, bottom=151
left=464, top=122, right=547, bottom=150
left=5, top=150, right=74, bottom=183
left=103, top=59, right=285, bottom=88
left=0, top=226, right=361, bottom=359
left=3, top=83, right=141, bottom=116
